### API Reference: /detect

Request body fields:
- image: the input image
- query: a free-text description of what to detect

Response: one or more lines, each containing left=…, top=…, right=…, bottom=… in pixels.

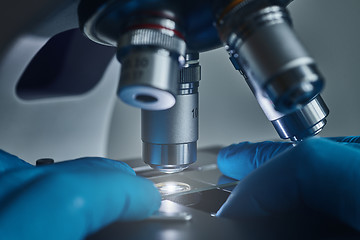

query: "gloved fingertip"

left=0, top=149, right=33, bottom=173
left=98, top=158, right=135, bottom=175
left=53, top=157, right=136, bottom=175
left=145, top=182, right=162, bottom=216
left=218, top=142, right=251, bottom=159
left=217, top=142, right=253, bottom=180
left=116, top=176, right=162, bottom=221
left=217, top=141, right=293, bottom=180
left=139, top=176, right=162, bottom=209
left=327, top=136, right=360, bottom=144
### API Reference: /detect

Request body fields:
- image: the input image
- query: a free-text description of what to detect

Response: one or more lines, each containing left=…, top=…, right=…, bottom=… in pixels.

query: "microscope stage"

left=87, top=147, right=360, bottom=240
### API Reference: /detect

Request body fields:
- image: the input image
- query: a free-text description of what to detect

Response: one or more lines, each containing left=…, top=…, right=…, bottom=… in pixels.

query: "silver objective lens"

left=219, top=3, right=329, bottom=141
left=272, top=96, right=328, bottom=141
left=142, top=52, right=200, bottom=173
left=217, top=4, right=324, bottom=113
left=244, top=64, right=328, bottom=141
left=230, top=50, right=328, bottom=141
left=116, top=13, right=186, bottom=110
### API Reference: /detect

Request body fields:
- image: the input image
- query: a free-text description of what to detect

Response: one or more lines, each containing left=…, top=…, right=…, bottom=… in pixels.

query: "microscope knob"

left=179, top=65, right=201, bottom=83
left=36, top=158, right=55, bottom=166
left=179, top=52, right=201, bottom=83
left=117, top=28, right=186, bottom=59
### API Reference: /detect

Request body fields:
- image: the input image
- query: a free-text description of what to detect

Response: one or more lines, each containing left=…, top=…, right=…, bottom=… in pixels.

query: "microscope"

left=77, top=0, right=329, bottom=172
left=3, top=0, right=356, bottom=238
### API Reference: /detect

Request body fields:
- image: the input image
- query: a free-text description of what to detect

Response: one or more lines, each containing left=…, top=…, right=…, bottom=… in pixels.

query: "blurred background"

left=0, top=0, right=359, bottom=164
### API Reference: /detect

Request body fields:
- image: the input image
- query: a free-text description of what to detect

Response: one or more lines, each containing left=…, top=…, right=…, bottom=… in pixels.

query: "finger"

left=217, top=136, right=360, bottom=181
left=217, top=141, right=293, bottom=180
left=0, top=170, right=161, bottom=240
left=327, top=136, right=360, bottom=143
left=0, top=150, right=33, bottom=174
left=0, top=158, right=135, bottom=201
left=327, top=136, right=360, bottom=150
left=47, top=157, right=135, bottom=175
left=217, top=138, right=360, bottom=231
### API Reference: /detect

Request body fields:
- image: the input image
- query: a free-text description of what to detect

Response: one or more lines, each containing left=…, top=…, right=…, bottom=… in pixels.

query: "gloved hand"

left=0, top=150, right=161, bottom=240
left=216, top=136, right=360, bottom=232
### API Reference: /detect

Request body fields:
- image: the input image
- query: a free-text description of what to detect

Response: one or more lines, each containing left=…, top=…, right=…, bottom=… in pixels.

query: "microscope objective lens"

left=135, top=94, right=158, bottom=103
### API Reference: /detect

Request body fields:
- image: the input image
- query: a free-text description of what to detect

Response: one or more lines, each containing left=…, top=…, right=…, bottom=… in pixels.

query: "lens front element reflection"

left=155, top=181, right=191, bottom=196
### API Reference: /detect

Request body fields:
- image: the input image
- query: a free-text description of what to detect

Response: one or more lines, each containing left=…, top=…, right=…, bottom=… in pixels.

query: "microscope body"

left=77, top=0, right=328, bottom=171
left=0, top=0, right=329, bottom=168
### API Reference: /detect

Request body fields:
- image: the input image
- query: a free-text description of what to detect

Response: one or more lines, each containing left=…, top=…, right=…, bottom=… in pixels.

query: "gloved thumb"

left=218, top=136, right=360, bottom=181
left=0, top=167, right=161, bottom=240
left=0, top=150, right=33, bottom=174
left=217, top=141, right=293, bottom=180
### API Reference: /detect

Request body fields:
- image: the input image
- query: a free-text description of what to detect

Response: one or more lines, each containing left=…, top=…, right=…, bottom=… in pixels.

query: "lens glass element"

left=155, top=181, right=191, bottom=196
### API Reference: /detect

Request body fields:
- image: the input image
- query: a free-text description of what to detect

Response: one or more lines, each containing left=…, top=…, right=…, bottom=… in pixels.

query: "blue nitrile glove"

left=0, top=150, right=161, bottom=240
left=217, top=136, right=360, bottom=232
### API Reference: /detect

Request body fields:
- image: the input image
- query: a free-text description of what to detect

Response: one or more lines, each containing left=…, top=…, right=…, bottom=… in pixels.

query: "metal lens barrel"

left=216, top=1, right=329, bottom=141
left=117, top=15, right=186, bottom=110
left=142, top=53, right=200, bottom=173
left=217, top=4, right=324, bottom=113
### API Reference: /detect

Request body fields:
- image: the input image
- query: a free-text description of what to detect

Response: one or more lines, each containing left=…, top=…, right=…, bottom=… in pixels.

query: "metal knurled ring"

left=179, top=65, right=201, bottom=83
left=117, top=28, right=186, bottom=56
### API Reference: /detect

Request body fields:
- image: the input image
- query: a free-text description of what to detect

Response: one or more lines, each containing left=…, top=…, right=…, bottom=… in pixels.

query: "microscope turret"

left=78, top=0, right=329, bottom=171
